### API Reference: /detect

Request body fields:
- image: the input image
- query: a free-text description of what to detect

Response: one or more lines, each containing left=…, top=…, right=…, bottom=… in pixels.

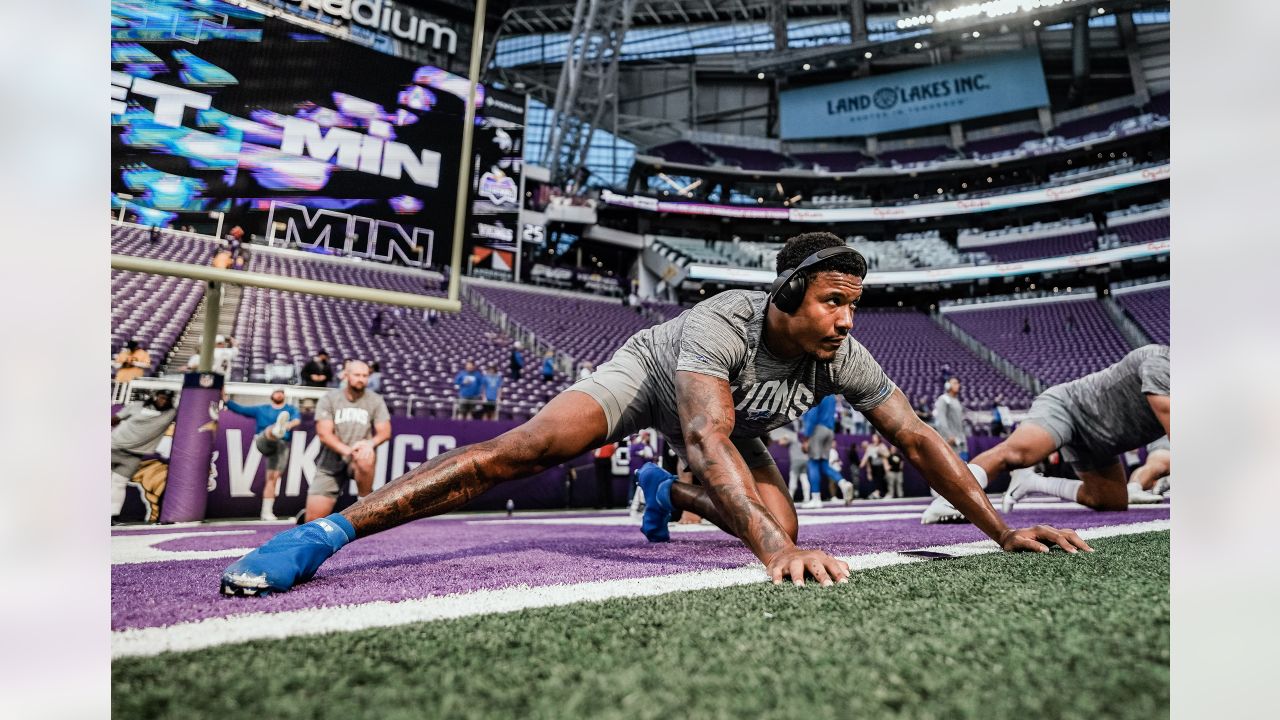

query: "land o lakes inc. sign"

left=780, top=48, right=1050, bottom=139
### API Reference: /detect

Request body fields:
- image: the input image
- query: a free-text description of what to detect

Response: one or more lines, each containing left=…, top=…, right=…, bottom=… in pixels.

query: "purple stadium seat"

left=965, top=132, right=1042, bottom=157
left=792, top=151, right=873, bottom=172
left=1054, top=106, right=1139, bottom=139
left=853, top=309, right=1033, bottom=411
left=471, top=285, right=660, bottom=368
left=1113, top=285, right=1169, bottom=345
left=945, top=298, right=1132, bottom=387
left=1110, top=216, right=1169, bottom=246
left=110, top=225, right=210, bottom=374
left=966, top=229, right=1098, bottom=262
left=647, top=141, right=717, bottom=166
left=877, top=146, right=956, bottom=166
left=701, top=144, right=792, bottom=172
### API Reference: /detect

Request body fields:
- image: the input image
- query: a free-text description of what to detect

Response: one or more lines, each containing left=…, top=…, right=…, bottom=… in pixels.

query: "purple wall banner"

left=207, top=412, right=594, bottom=518
left=122, top=401, right=1018, bottom=521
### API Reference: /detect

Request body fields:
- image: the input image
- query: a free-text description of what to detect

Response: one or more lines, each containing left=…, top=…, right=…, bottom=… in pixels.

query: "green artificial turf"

left=113, top=532, right=1169, bottom=720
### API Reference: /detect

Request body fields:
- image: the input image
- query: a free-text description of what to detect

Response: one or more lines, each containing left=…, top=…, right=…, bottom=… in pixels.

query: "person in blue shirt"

left=480, top=364, right=504, bottom=420
left=224, top=387, right=301, bottom=520
left=540, top=350, right=556, bottom=382
left=453, top=360, right=483, bottom=419
left=799, top=394, right=841, bottom=509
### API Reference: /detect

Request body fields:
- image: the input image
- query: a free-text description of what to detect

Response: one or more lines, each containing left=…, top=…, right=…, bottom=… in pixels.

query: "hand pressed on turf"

left=766, top=548, right=850, bottom=587
left=999, top=525, right=1094, bottom=554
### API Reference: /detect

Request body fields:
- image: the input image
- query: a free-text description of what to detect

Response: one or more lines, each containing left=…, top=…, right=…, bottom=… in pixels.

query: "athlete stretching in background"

left=922, top=345, right=1169, bottom=524
left=222, top=232, right=1091, bottom=596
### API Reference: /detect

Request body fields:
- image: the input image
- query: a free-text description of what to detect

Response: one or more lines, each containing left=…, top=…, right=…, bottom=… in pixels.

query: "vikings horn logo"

left=129, top=459, right=169, bottom=524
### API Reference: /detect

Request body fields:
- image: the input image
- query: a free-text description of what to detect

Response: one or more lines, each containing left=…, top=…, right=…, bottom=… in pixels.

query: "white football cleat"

left=1127, top=482, right=1164, bottom=504
left=1153, top=475, right=1171, bottom=496
left=1001, top=468, right=1038, bottom=513
left=799, top=497, right=824, bottom=510
left=271, top=411, right=291, bottom=440
left=920, top=496, right=967, bottom=525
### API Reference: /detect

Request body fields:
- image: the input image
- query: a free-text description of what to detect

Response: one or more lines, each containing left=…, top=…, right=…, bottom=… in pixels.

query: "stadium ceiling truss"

left=479, top=0, right=1162, bottom=182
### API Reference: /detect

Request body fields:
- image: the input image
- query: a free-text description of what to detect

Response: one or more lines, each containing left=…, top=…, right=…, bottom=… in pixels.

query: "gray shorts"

left=1022, top=386, right=1118, bottom=472
left=255, top=433, right=291, bottom=473
left=111, top=448, right=144, bottom=479
left=807, top=424, right=835, bottom=460
left=566, top=348, right=776, bottom=471
left=309, top=462, right=351, bottom=498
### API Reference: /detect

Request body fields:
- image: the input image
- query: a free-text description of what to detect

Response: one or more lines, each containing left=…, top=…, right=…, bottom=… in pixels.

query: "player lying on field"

left=921, top=344, right=1170, bottom=524
left=221, top=232, right=1091, bottom=596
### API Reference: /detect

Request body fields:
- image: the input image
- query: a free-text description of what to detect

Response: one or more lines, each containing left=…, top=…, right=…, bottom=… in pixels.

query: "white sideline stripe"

left=472, top=513, right=929, bottom=532
left=111, top=519, right=1168, bottom=659
left=468, top=501, right=1167, bottom=529
left=109, top=502, right=1170, bottom=563
left=112, top=519, right=294, bottom=534
left=112, top=531, right=259, bottom=564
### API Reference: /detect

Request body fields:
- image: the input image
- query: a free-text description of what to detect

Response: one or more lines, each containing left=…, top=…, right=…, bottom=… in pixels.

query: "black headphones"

left=768, top=246, right=860, bottom=314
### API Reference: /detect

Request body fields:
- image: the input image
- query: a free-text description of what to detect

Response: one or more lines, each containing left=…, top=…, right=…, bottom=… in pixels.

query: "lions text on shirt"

left=314, top=388, right=390, bottom=470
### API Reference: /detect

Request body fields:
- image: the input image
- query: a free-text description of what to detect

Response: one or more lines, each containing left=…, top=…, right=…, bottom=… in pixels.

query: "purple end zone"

left=112, top=500, right=1168, bottom=632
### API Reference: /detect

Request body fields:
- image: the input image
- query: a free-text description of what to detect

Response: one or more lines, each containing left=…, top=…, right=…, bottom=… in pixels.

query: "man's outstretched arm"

left=676, top=371, right=848, bottom=585
left=865, top=388, right=1093, bottom=554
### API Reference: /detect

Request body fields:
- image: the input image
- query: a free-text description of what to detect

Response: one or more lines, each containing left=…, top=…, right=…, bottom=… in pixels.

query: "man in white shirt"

left=187, top=335, right=237, bottom=377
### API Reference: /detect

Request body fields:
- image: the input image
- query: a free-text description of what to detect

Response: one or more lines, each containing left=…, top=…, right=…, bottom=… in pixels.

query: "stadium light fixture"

left=914, top=42, right=924, bottom=49
left=802, top=63, right=811, bottom=70
left=864, top=51, right=873, bottom=59
left=756, top=72, right=765, bottom=79
left=972, top=31, right=981, bottom=38
left=894, top=1, right=1084, bottom=30
left=1033, top=19, right=1041, bottom=26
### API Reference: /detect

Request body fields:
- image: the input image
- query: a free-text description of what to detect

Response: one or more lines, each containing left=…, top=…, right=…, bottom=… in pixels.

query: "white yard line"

left=112, top=531, right=260, bottom=564
left=469, top=501, right=1167, bottom=529
left=112, top=501, right=1168, bottom=563
left=111, top=519, right=1169, bottom=659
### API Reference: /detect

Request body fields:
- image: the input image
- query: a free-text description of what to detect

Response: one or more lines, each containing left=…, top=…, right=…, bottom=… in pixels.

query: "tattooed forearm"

left=702, top=479, right=792, bottom=556
left=865, top=389, right=1009, bottom=542
left=675, top=371, right=796, bottom=562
